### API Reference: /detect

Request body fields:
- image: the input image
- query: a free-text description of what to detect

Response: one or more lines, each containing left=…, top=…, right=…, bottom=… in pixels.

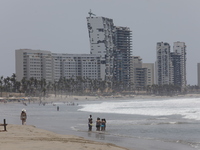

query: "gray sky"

left=0, top=0, right=199, bottom=85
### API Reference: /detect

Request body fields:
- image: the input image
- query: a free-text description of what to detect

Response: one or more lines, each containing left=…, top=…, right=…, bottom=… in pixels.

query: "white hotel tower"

left=86, top=15, right=115, bottom=82
left=156, top=42, right=172, bottom=85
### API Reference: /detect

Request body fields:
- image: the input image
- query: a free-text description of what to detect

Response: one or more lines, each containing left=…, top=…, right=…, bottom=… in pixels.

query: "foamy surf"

left=78, top=98, right=200, bottom=121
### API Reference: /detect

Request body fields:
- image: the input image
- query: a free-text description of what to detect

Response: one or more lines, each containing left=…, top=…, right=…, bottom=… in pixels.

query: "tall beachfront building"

left=155, top=41, right=187, bottom=87
left=86, top=15, right=133, bottom=89
left=173, top=41, right=187, bottom=87
left=113, top=26, right=132, bottom=90
left=15, top=49, right=102, bottom=82
left=86, top=16, right=115, bottom=82
left=156, top=42, right=172, bottom=85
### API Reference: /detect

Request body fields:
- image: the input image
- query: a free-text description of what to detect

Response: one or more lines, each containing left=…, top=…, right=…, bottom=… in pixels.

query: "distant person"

left=96, top=117, right=101, bottom=131
left=57, top=106, right=59, bottom=111
left=20, top=109, right=27, bottom=125
left=101, top=118, right=106, bottom=131
left=88, top=115, right=93, bottom=131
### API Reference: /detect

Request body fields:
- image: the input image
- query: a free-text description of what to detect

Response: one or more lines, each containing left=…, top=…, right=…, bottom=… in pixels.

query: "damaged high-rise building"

left=86, top=15, right=132, bottom=89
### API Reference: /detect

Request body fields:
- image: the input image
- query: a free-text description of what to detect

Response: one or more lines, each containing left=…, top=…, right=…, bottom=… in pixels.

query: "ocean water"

left=0, top=97, right=199, bottom=150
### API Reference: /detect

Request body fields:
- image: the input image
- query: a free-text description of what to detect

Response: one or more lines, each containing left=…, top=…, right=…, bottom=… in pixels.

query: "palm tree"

left=15, top=81, right=21, bottom=95
left=10, top=73, right=17, bottom=92
left=0, top=76, right=3, bottom=97
left=4, top=77, right=11, bottom=97
left=21, top=77, right=28, bottom=95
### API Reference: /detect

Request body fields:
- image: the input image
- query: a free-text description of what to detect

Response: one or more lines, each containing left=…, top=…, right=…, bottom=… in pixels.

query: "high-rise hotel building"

left=86, top=16, right=132, bottom=88
left=156, top=42, right=172, bottom=85
left=15, top=49, right=102, bottom=82
left=86, top=16, right=115, bottom=82
left=173, top=41, right=187, bottom=87
left=155, top=41, right=186, bottom=87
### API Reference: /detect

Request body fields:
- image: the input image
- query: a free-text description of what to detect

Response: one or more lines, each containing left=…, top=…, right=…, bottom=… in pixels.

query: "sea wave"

left=78, top=98, right=200, bottom=121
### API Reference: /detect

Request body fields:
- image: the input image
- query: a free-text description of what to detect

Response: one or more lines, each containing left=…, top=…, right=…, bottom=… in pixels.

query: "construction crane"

left=88, top=9, right=96, bottom=17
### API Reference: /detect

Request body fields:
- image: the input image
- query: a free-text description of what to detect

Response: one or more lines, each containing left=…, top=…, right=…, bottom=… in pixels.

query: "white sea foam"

left=78, top=98, right=200, bottom=120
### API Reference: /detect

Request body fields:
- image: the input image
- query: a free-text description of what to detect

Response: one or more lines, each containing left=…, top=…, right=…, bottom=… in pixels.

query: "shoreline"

left=0, top=96, right=198, bottom=150
left=1, top=93, right=200, bottom=104
left=0, top=124, right=130, bottom=150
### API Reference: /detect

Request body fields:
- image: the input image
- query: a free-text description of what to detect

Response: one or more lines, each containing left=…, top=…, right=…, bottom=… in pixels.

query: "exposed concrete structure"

left=113, top=26, right=132, bottom=90
left=170, top=52, right=181, bottom=86
left=173, top=41, right=187, bottom=87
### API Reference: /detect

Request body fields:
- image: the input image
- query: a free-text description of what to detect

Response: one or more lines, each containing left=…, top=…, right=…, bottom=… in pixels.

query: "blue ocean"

left=0, top=97, right=199, bottom=150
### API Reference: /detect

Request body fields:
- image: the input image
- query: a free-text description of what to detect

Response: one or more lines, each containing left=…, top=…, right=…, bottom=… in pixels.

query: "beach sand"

left=0, top=124, right=130, bottom=150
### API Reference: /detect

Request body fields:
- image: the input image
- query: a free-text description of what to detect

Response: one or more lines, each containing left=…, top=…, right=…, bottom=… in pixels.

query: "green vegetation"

left=0, top=74, right=198, bottom=98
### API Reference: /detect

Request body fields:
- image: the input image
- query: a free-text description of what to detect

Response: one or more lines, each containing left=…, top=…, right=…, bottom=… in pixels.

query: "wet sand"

left=0, top=124, right=130, bottom=150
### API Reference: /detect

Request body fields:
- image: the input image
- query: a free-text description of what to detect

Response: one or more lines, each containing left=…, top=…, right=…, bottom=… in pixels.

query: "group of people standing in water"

left=88, top=115, right=106, bottom=131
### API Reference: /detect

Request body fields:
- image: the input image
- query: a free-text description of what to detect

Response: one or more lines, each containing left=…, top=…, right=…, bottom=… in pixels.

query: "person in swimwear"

left=96, top=117, right=101, bottom=131
left=101, top=118, right=106, bottom=131
left=88, top=115, right=93, bottom=131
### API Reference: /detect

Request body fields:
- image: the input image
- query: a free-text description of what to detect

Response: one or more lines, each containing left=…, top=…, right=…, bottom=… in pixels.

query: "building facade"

left=15, top=49, right=52, bottom=82
left=142, top=63, right=154, bottom=86
left=131, top=56, right=146, bottom=90
left=15, top=49, right=102, bottom=82
left=173, top=41, right=187, bottom=87
left=86, top=16, right=133, bottom=89
left=113, top=26, right=132, bottom=89
left=156, top=42, right=172, bottom=85
left=155, top=41, right=187, bottom=87
left=86, top=16, right=115, bottom=82
left=170, top=52, right=181, bottom=86
left=51, top=53, right=102, bottom=81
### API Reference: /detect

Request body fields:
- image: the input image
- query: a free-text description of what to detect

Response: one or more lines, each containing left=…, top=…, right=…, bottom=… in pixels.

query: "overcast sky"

left=0, top=0, right=199, bottom=85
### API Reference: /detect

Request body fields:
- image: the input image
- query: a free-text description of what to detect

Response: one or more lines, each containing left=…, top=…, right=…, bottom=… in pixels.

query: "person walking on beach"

left=88, top=115, right=93, bottom=131
left=20, top=109, right=27, bottom=125
left=96, top=117, right=101, bottom=131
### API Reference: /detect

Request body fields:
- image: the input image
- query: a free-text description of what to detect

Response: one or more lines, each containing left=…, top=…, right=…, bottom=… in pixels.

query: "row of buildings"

left=15, top=13, right=187, bottom=90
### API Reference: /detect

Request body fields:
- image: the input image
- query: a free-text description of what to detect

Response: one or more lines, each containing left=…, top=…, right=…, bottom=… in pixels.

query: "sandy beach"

left=0, top=124, right=129, bottom=150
